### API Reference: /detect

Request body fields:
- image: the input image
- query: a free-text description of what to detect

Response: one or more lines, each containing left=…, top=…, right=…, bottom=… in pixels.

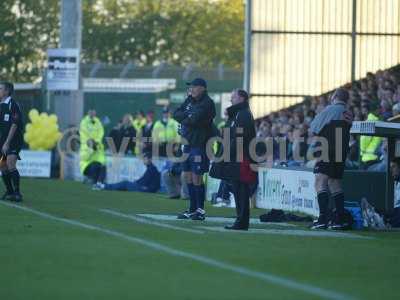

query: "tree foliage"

left=0, top=0, right=244, bottom=82
left=0, top=0, right=59, bottom=82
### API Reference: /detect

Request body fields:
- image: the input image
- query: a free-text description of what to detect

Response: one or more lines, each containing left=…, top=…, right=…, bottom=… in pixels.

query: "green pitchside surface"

left=0, top=179, right=399, bottom=300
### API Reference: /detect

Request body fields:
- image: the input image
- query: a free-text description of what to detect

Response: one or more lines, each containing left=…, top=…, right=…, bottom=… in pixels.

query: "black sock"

left=317, top=190, right=329, bottom=222
left=9, top=169, right=20, bottom=193
left=187, top=183, right=196, bottom=213
left=194, top=184, right=205, bottom=210
left=332, top=192, right=345, bottom=219
left=2, top=170, right=14, bottom=194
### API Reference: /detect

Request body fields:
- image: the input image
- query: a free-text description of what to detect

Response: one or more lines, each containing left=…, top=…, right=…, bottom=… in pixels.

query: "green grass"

left=0, top=179, right=399, bottom=300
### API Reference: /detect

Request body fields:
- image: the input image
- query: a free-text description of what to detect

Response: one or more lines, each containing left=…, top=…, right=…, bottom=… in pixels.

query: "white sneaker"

left=92, top=182, right=105, bottom=191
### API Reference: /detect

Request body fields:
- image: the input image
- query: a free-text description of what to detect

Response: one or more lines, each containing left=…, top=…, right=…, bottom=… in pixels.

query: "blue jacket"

left=135, top=163, right=161, bottom=193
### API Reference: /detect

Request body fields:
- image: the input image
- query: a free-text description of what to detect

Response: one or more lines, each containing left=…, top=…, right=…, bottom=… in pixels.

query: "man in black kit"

left=310, top=88, right=353, bottom=230
left=0, top=82, right=24, bottom=202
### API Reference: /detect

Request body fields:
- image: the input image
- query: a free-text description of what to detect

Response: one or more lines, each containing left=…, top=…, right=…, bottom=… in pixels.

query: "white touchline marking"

left=0, top=201, right=356, bottom=300
left=99, top=209, right=205, bottom=234
left=198, top=226, right=373, bottom=240
left=137, top=213, right=297, bottom=227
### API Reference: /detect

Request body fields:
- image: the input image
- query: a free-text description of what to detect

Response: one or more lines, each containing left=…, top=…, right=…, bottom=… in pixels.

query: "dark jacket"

left=210, top=101, right=256, bottom=181
left=226, top=101, right=256, bottom=163
left=120, top=124, right=136, bottom=153
left=173, top=92, right=216, bottom=148
left=135, top=163, right=161, bottom=193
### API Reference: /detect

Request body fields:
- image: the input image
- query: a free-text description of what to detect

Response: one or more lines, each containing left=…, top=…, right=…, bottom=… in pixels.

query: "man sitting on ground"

left=98, top=152, right=160, bottom=193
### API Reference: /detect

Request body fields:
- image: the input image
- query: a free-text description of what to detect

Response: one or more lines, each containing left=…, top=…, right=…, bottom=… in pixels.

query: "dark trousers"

left=217, top=180, right=232, bottom=202
left=84, top=162, right=106, bottom=183
left=105, top=181, right=145, bottom=192
left=231, top=181, right=250, bottom=228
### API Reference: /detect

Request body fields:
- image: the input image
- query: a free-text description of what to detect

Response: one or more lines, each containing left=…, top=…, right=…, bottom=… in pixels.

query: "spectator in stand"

left=253, top=66, right=400, bottom=171
left=142, top=110, right=155, bottom=154
left=119, top=114, right=136, bottom=154
left=392, top=103, right=400, bottom=118
left=367, top=139, right=388, bottom=172
left=152, top=107, right=180, bottom=157
left=380, top=99, right=393, bottom=120
left=132, top=110, right=146, bottom=155
left=393, top=85, right=400, bottom=104
left=107, top=119, right=122, bottom=153
left=345, top=136, right=360, bottom=169
left=288, top=124, right=309, bottom=166
left=360, top=102, right=382, bottom=169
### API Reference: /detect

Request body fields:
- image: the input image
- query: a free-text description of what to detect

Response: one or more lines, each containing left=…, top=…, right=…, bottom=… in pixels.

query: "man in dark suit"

left=211, top=89, right=257, bottom=230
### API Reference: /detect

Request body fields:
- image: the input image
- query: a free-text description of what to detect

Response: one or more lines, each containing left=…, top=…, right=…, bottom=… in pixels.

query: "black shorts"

left=312, top=121, right=350, bottom=180
left=314, top=161, right=345, bottom=179
left=0, top=138, right=22, bottom=160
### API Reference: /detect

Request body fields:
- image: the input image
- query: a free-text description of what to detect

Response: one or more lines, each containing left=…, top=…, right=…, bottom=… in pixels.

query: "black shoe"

left=328, top=222, right=348, bottom=230
left=224, top=224, right=248, bottom=231
left=12, top=192, right=23, bottom=203
left=168, top=195, right=180, bottom=200
left=177, top=211, right=195, bottom=219
left=328, top=213, right=351, bottom=230
left=310, top=217, right=328, bottom=230
left=190, top=209, right=206, bottom=221
left=1, top=192, right=13, bottom=201
left=329, top=218, right=351, bottom=230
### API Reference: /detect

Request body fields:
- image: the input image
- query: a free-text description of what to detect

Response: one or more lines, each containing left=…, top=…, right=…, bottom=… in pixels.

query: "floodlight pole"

left=54, top=0, right=83, bottom=129
left=243, top=0, right=252, bottom=93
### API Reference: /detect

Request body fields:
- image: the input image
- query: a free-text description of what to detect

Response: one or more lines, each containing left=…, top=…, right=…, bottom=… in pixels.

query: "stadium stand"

left=253, top=64, right=400, bottom=172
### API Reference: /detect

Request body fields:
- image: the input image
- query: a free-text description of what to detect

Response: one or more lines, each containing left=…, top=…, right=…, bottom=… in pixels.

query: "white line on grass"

left=199, top=226, right=373, bottom=239
left=137, top=213, right=297, bottom=227
left=99, top=208, right=204, bottom=234
left=0, top=201, right=356, bottom=300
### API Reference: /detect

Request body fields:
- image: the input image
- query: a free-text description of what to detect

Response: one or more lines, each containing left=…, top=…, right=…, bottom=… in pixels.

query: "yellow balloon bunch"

left=24, top=109, right=62, bottom=150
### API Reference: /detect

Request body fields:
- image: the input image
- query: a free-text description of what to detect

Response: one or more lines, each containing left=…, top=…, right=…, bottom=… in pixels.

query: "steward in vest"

left=152, top=107, right=179, bottom=157
left=80, top=110, right=106, bottom=189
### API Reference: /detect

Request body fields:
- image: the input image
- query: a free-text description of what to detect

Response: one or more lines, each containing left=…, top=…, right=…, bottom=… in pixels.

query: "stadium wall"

left=247, top=0, right=400, bottom=118
left=60, top=154, right=388, bottom=216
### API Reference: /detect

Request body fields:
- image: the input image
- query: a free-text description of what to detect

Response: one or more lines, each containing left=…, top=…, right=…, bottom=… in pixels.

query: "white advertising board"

left=256, top=168, right=319, bottom=217
left=17, top=150, right=52, bottom=178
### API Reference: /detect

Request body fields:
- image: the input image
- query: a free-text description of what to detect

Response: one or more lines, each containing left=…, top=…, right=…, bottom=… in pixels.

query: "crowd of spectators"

left=254, top=66, right=400, bottom=171
left=106, top=107, right=179, bottom=157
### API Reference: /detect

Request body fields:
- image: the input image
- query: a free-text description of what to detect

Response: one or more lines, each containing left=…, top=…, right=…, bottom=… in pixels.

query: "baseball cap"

left=186, top=78, right=207, bottom=88
left=162, top=106, right=170, bottom=114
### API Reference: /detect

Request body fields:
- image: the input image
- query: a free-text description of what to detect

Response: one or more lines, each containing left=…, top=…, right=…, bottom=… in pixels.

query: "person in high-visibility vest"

left=151, top=107, right=179, bottom=157
left=79, top=109, right=106, bottom=190
left=132, top=110, right=146, bottom=155
left=360, top=102, right=382, bottom=169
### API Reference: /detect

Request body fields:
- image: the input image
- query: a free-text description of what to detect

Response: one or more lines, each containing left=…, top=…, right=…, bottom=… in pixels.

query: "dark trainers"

left=1, top=192, right=13, bottom=201
left=177, top=211, right=195, bottom=219
left=12, top=192, right=23, bottom=203
left=329, top=217, right=351, bottom=230
left=310, top=217, right=328, bottom=230
left=328, top=212, right=350, bottom=230
left=224, top=224, right=248, bottom=231
left=190, top=209, right=206, bottom=221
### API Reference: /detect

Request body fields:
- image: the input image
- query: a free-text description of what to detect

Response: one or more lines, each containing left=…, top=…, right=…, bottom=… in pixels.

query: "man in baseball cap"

left=186, top=78, right=207, bottom=88
left=174, top=77, right=215, bottom=220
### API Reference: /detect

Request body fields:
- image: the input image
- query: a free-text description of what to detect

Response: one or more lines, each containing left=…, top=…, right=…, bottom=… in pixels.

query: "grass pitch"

left=0, top=179, right=399, bottom=300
